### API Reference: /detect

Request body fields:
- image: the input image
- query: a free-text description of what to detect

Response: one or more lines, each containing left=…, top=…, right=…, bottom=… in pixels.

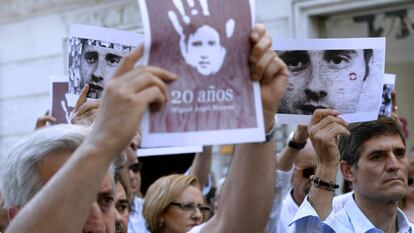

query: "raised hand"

left=87, top=45, right=177, bottom=157
left=71, top=84, right=100, bottom=126
left=34, top=111, right=56, bottom=129
left=308, top=109, right=350, bottom=166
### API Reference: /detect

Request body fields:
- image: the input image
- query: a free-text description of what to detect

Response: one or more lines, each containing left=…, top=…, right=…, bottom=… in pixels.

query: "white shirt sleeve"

left=266, top=169, right=293, bottom=233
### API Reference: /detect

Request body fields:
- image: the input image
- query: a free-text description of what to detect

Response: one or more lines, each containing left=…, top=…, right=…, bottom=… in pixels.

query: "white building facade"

left=1, top=0, right=413, bottom=158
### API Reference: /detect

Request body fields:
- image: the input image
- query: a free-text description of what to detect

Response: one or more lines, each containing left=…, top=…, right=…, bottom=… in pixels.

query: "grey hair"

left=0, top=124, right=90, bottom=208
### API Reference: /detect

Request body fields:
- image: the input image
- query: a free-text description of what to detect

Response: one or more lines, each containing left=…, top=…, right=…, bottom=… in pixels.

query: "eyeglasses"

left=129, top=162, right=142, bottom=173
left=170, top=202, right=211, bottom=215
left=408, top=177, right=414, bottom=186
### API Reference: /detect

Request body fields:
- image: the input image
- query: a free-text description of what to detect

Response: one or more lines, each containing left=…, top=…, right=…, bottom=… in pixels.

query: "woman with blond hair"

left=143, top=175, right=210, bottom=233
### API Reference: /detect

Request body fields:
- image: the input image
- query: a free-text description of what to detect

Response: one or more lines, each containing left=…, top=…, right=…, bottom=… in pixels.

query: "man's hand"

left=71, top=84, right=100, bottom=126
left=34, top=111, right=56, bottom=129
left=308, top=109, right=350, bottom=167
left=249, top=24, right=288, bottom=131
left=87, top=45, right=177, bottom=157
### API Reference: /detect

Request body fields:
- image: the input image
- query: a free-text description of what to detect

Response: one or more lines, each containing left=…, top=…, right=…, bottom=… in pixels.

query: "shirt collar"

left=396, top=208, right=413, bottom=233
left=345, top=196, right=413, bottom=233
left=343, top=197, right=377, bottom=232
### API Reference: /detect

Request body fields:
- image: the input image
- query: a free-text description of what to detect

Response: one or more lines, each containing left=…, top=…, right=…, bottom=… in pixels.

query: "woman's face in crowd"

left=160, top=186, right=205, bottom=233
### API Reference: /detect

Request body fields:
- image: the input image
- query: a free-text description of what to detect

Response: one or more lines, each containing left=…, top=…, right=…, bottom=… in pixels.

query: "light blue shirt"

left=288, top=195, right=413, bottom=233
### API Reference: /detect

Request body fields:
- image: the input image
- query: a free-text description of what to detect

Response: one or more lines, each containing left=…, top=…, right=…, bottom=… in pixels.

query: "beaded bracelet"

left=310, top=175, right=339, bottom=192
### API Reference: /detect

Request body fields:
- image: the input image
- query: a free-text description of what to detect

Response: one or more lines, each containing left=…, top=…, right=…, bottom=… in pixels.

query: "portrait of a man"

left=69, top=38, right=132, bottom=99
left=139, top=0, right=259, bottom=135
left=67, top=24, right=141, bottom=103
left=167, top=0, right=236, bottom=76
left=277, top=49, right=373, bottom=115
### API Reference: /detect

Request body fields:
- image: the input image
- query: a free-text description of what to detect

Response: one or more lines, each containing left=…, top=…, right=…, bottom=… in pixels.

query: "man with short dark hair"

left=289, top=109, right=413, bottom=233
left=277, top=49, right=373, bottom=115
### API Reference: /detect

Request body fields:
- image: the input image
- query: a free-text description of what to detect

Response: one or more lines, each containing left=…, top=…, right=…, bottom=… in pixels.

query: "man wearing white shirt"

left=266, top=125, right=317, bottom=233
left=289, top=109, right=413, bottom=233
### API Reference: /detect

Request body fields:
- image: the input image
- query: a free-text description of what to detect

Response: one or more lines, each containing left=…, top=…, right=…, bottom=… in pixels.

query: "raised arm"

left=307, top=109, right=349, bottom=219
left=190, top=146, right=213, bottom=189
left=277, top=125, right=308, bottom=171
left=5, top=46, right=177, bottom=233
left=201, top=24, right=288, bottom=233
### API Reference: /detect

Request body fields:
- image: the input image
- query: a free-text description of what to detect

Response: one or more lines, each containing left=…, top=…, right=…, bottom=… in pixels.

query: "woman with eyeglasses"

left=143, top=174, right=210, bottom=233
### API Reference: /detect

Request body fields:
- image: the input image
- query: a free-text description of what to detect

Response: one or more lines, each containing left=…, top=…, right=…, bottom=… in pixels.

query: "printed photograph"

left=68, top=24, right=141, bottom=101
left=140, top=0, right=259, bottom=133
left=50, top=79, right=73, bottom=124
left=274, top=38, right=385, bottom=124
left=379, top=74, right=396, bottom=117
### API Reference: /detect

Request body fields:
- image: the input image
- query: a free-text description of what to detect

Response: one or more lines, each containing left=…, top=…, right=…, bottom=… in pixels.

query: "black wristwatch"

left=288, top=137, right=307, bottom=150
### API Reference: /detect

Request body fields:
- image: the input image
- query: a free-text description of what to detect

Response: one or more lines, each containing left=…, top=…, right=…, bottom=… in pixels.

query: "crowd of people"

left=0, top=23, right=413, bottom=233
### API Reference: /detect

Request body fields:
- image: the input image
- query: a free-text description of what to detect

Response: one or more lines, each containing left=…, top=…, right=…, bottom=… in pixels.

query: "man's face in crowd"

left=291, top=142, right=317, bottom=205
left=115, top=182, right=129, bottom=233
left=349, top=134, right=408, bottom=203
left=80, top=43, right=128, bottom=99
left=127, top=150, right=141, bottom=197
left=35, top=151, right=117, bottom=233
left=126, top=134, right=142, bottom=197
left=278, top=49, right=367, bottom=115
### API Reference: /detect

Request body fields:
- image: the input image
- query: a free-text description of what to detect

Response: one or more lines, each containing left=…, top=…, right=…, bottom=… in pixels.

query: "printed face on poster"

left=138, top=0, right=264, bottom=147
left=273, top=38, right=386, bottom=125
left=379, top=74, right=396, bottom=117
left=67, top=24, right=142, bottom=106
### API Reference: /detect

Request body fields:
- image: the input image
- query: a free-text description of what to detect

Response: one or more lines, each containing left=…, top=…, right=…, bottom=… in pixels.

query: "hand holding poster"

left=138, top=0, right=264, bottom=147
left=274, top=38, right=386, bottom=125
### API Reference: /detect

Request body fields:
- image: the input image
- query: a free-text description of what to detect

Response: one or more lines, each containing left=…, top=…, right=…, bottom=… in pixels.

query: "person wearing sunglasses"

left=127, top=133, right=151, bottom=233
left=266, top=125, right=317, bottom=233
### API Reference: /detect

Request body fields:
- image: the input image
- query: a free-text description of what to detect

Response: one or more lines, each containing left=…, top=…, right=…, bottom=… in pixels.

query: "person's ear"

left=339, top=161, right=355, bottom=182
left=7, top=205, right=20, bottom=221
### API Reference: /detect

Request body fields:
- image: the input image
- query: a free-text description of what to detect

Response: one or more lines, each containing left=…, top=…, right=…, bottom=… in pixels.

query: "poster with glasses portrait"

left=273, top=38, right=386, bottom=125
left=50, top=76, right=73, bottom=124
left=378, top=73, right=396, bottom=117
left=138, top=0, right=264, bottom=147
left=67, top=24, right=142, bottom=107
